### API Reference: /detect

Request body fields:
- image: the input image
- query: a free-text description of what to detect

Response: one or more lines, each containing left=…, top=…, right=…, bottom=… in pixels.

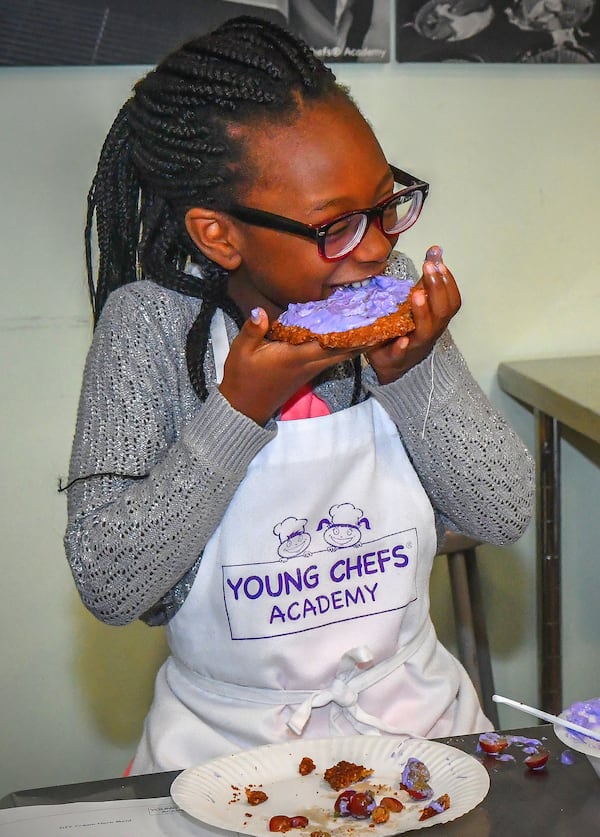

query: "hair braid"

left=85, top=107, right=139, bottom=323
left=86, top=15, right=348, bottom=400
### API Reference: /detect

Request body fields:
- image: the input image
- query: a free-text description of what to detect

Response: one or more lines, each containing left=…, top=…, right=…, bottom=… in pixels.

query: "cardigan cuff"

left=365, top=332, right=459, bottom=421
left=182, top=387, right=277, bottom=472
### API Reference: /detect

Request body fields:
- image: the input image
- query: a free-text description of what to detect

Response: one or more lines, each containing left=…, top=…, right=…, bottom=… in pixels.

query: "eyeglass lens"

left=323, top=190, right=422, bottom=259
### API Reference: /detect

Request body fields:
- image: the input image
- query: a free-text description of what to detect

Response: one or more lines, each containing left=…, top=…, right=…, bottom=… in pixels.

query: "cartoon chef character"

left=317, top=502, right=371, bottom=550
left=273, top=516, right=312, bottom=561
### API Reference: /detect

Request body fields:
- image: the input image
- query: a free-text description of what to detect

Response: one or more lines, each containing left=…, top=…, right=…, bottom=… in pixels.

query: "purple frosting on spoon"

left=564, top=698, right=600, bottom=745
left=277, top=275, right=413, bottom=334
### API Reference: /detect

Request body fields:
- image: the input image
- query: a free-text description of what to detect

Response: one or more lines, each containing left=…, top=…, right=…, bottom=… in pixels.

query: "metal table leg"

left=536, top=409, right=561, bottom=715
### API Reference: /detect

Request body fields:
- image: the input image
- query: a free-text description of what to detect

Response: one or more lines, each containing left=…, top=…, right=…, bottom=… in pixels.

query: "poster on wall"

left=396, top=0, right=600, bottom=62
left=0, top=0, right=390, bottom=66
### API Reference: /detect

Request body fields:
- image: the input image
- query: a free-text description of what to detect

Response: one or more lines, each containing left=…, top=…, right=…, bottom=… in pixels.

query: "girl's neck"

left=227, top=274, right=283, bottom=322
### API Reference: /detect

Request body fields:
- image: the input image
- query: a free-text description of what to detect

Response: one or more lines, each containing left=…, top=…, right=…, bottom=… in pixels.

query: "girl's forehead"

left=236, top=99, right=390, bottom=212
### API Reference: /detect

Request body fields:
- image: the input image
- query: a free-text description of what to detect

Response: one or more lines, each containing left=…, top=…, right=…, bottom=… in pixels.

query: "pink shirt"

left=280, top=384, right=330, bottom=420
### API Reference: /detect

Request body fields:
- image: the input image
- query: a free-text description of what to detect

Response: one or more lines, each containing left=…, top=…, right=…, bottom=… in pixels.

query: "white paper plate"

left=553, top=704, right=600, bottom=779
left=554, top=700, right=600, bottom=755
left=554, top=719, right=600, bottom=757
left=171, top=736, right=490, bottom=835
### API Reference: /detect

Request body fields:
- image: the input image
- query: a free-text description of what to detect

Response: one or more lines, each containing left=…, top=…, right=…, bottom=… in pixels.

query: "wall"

left=1, top=42, right=599, bottom=799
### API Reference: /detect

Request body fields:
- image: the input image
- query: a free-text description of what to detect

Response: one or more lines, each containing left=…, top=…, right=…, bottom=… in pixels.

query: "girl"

left=65, top=16, right=534, bottom=773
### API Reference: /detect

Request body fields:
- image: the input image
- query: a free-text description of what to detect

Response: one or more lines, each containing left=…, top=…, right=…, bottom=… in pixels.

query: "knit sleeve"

left=64, top=286, right=275, bottom=626
left=365, top=331, right=535, bottom=546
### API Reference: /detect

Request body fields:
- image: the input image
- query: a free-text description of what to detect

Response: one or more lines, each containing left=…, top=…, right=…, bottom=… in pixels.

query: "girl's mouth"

left=347, top=278, right=373, bottom=289
left=326, top=276, right=374, bottom=296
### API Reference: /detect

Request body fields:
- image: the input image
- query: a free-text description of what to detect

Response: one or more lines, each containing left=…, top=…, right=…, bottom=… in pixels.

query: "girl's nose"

left=353, top=220, right=397, bottom=265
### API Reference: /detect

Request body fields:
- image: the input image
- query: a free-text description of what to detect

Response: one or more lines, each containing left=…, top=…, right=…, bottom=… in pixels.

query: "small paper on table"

left=0, top=796, right=235, bottom=837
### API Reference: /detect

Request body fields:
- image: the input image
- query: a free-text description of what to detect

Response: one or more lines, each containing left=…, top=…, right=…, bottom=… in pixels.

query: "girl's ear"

left=185, top=208, right=242, bottom=271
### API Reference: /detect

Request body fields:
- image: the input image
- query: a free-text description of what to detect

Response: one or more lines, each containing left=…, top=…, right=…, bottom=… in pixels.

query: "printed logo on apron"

left=223, top=500, right=418, bottom=639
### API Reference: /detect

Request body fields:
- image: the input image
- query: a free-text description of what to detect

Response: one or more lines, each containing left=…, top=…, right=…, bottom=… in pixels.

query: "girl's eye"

left=327, top=217, right=356, bottom=239
left=382, top=204, right=400, bottom=225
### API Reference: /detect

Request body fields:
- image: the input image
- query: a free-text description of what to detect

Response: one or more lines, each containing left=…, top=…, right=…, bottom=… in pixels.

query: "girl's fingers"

left=425, top=244, right=443, bottom=263
left=421, top=266, right=451, bottom=321
left=432, top=256, right=461, bottom=313
left=236, top=309, right=358, bottom=381
left=411, top=286, right=434, bottom=334
left=240, top=307, right=354, bottom=363
left=420, top=249, right=461, bottom=322
left=364, top=247, right=461, bottom=383
left=238, top=306, right=270, bottom=344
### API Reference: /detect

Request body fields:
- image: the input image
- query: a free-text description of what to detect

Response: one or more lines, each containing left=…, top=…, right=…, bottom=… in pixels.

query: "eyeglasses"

left=225, top=165, right=429, bottom=261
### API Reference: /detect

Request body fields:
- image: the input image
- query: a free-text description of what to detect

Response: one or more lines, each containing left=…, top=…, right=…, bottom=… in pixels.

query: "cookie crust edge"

left=268, top=296, right=415, bottom=349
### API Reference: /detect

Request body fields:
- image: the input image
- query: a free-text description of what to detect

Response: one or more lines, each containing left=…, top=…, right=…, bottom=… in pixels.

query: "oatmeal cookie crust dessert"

left=323, top=759, right=374, bottom=791
left=268, top=275, right=415, bottom=350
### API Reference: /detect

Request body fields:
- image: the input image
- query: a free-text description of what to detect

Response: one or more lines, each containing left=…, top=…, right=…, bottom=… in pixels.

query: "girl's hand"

left=364, top=245, right=461, bottom=385
left=219, top=308, right=357, bottom=425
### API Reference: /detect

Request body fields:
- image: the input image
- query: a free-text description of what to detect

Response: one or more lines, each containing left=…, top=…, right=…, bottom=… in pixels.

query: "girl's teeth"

left=349, top=278, right=371, bottom=289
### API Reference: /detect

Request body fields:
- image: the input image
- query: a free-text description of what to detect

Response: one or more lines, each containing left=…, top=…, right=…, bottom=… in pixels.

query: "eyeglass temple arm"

left=390, top=165, right=427, bottom=188
left=227, top=205, right=319, bottom=242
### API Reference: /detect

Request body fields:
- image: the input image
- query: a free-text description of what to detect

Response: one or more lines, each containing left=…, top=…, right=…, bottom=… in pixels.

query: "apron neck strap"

left=209, top=308, right=229, bottom=385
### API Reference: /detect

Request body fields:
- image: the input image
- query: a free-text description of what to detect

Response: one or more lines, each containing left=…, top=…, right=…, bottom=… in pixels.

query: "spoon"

left=492, top=694, right=600, bottom=744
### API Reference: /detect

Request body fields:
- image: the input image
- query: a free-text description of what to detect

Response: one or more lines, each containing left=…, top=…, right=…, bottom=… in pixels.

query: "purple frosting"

left=564, top=698, right=600, bottom=744
left=277, top=275, right=413, bottom=334
left=401, top=757, right=433, bottom=799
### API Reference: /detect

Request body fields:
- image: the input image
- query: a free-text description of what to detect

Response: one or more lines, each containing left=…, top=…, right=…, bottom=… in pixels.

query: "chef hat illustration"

left=273, top=516, right=308, bottom=544
left=329, top=503, right=364, bottom=526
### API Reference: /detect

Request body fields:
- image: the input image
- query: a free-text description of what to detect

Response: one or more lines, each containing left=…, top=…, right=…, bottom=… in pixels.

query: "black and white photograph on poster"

left=0, top=0, right=390, bottom=66
left=289, top=0, right=391, bottom=62
left=396, top=0, right=600, bottom=62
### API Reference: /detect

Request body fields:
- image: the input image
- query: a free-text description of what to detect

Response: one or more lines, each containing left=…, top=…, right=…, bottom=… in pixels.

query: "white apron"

left=131, top=311, right=489, bottom=773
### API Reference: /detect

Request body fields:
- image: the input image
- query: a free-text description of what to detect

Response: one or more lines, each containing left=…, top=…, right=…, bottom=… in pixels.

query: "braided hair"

left=86, top=15, right=362, bottom=403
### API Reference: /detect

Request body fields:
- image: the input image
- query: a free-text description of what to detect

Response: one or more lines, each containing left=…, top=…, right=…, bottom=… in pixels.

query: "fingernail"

left=426, top=245, right=443, bottom=265
left=251, top=307, right=261, bottom=324
left=413, top=290, right=426, bottom=306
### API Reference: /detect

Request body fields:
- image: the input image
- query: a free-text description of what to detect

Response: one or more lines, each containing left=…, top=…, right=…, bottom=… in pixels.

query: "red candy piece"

left=269, top=815, right=308, bottom=832
left=347, top=791, right=376, bottom=819
left=334, top=790, right=356, bottom=817
left=269, top=816, right=292, bottom=832
left=379, top=796, right=404, bottom=813
left=479, top=733, right=510, bottom=754
left=334, top=789, right=377, bottom=820
left=289, top=816, right=309, bottom=828
left=399, top=758, right=433, bottom=800
left=524, top=748, right=550, bottom=770
left=419, top=793, right=450, bottom=821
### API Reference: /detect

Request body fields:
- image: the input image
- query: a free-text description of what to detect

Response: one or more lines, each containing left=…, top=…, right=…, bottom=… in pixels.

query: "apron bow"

left=287, top=646, right=371, bottom=735
left=329, top=679, right=359, bottom=708
left=286, top=632, right=430, bottom=738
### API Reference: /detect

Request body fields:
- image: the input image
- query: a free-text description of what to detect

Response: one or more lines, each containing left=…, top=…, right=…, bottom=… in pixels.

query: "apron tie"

left=287, top=645, right=373, bottom=734
left=287, top=626, right=430, bottom=737
left=169, top=620, right=432, bottom=741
